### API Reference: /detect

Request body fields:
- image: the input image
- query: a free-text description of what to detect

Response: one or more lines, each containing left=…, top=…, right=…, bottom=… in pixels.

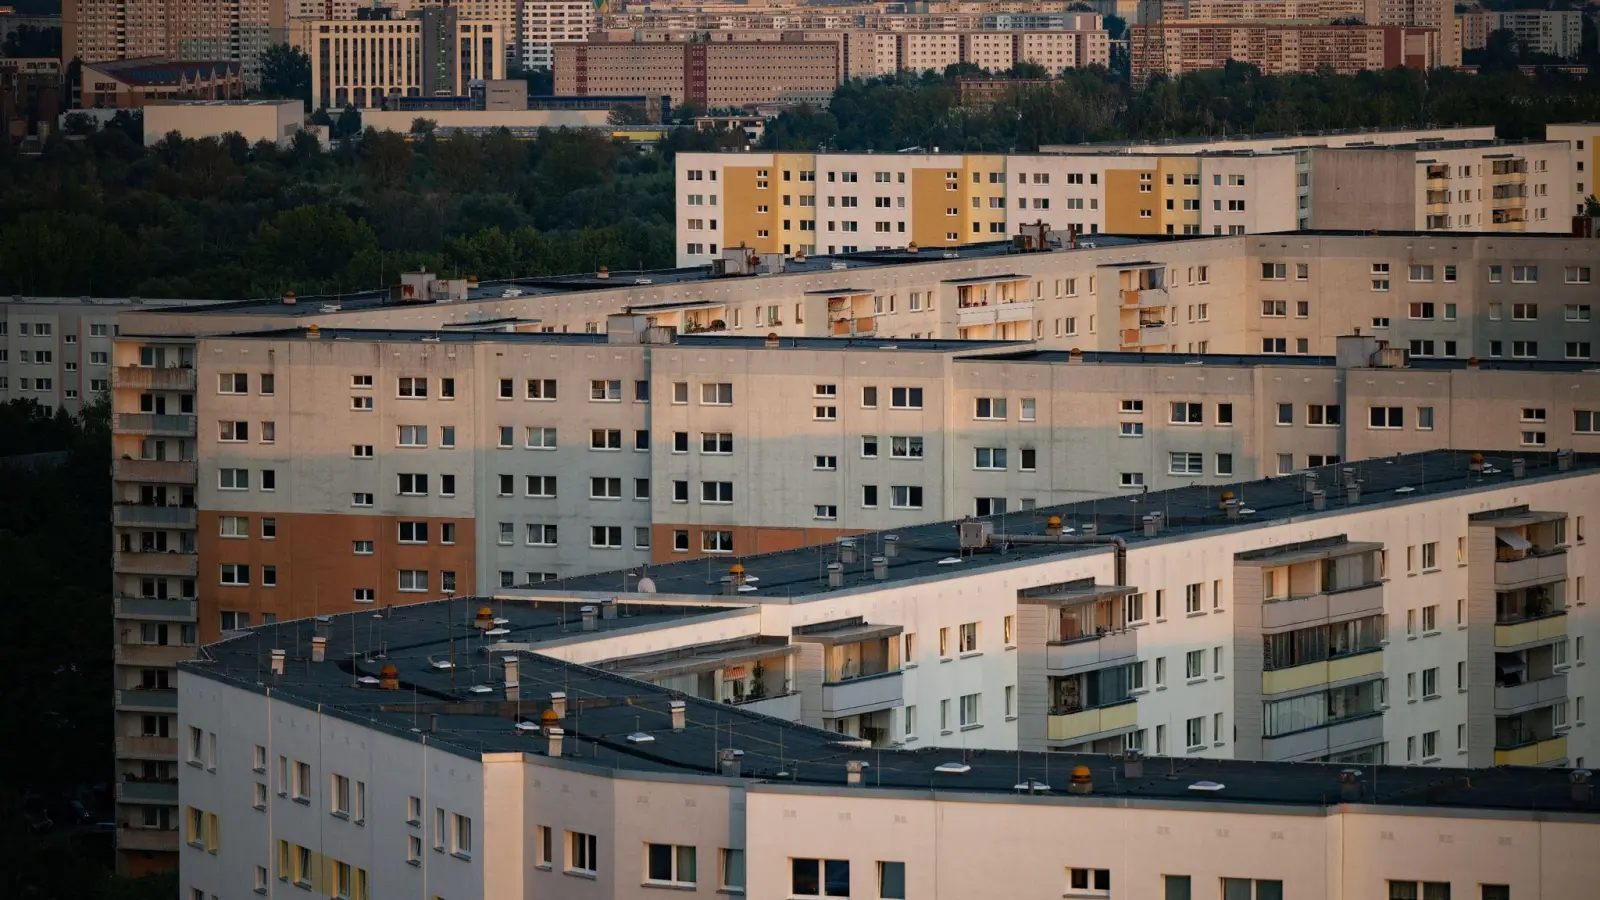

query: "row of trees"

left=8, top=62, right=1600, bottom=299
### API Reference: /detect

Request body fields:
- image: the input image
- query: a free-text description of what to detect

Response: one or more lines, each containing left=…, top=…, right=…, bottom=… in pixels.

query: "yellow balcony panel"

left=1047, top=700, right=1138, bottom=742
left=1262, top=650, right=1383, bottom=695
left=1494, top=735, right=1566, bottom=767
left=1495, top=614, right=1567, bottom=648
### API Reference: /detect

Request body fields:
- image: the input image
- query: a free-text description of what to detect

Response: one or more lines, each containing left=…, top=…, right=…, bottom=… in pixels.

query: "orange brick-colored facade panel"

left=198, top=511, right=475, bottom=643
left=650, top=522, right=867, bottom=565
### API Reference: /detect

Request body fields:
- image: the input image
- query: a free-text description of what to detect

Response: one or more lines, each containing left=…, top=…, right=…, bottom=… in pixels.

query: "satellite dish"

left=636, top=577, right=657, bottom=594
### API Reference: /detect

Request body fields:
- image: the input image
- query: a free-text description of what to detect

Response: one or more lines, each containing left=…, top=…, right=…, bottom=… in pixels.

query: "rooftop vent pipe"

left=270, top=648, right=286, bottom=675
left=871, top=556, right=888, bottom=580
left=1339, top=768, right=1362, bottom=802
left=826, top=562, right=844, bottom=589
left=1512, top=458, right=1526, bottom=479
left=847, top=760, right=867, bottom=786
left=503, top=657, right=519, bottom=701
left=1558, top=449, right=1574, bottom=471
left=1573, top=769, right=1593, bottom=803
left=669, top=699, right=686, bottom=731
left=546, top=727, right=564, bottom=758
left=884, top=535, right=899, bottom=558
left=1311, top=489, right=1326, bottom=511
left=1122, top=750, right=1144, bottom=780
left=1347, top=483, right=1362, bottom=505
left=580, top=605, right=598, bottom=631
left=550, top=691, right=567, bottom=719
left=983, top=531, right=1128, bottom=586
left=717, top=748, right=744, bottom=777
left=310, top=636, right=327, bottom=663
left=839, top=539, right=858, bottom=564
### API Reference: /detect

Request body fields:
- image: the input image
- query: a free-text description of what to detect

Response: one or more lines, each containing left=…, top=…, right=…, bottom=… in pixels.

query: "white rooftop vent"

left=1013, top=782, right=1051, bottom=793
left=486, top=627, right=511, bottom=637
left=1188, top=781, right=1226, bottom=792
left=492, top=617, right=510, bottom=626
left=514, top=721, right=539, bottom=733
left=357, top=676, right=380, bottom=685
left=937, top=557, right=963, bottom=566
left=742, top=575, right=759, bottom=583
left=431, top=660, right=455, bottom=670
left=1395, top=486, right=1416, bottom=494
left=626, top=732, right=657, bottom=743
left=501, top=288, right=523, bottom=298
left=934, top=762, right=972, bottom=774
left=468, top=684, right=492, bottom=694
left=830, top=261, right=848, bottom=270
left=737, top=584, right=758, bottom=592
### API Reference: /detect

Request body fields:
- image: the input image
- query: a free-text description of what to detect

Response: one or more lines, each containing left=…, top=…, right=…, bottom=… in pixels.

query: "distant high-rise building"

left=63, top=0, right=286, bottom=87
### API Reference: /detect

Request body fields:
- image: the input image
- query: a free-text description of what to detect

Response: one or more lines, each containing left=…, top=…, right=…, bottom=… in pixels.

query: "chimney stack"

left=669, top=699, right=686, bottom=731
left=549, top=691, right=567, bottom=719
left=826, top=562, right=844, bottom=589
left=428, top=713, right=439, bottom=733
left=546, top=727, right=564, bottom=758
left=717, top=748, right=743, bottom=777
left=846, top=760, right=867, bottom=786
left=310, top=636, right=327, bottom=663
left=1347, top=483, right=1361, bottom=505
left=580, top=605, right=598, bottom=631
left=270, top=648, right=286, bottom=675
left=1512, top=458, right=1526, bottom=479
left=1122, top=750, right=1144, bottom=780
left=1572, top=769, right=1592, bottom=803
left=871, top=556, right=888, bottom=580
left=503, top=657, right=519, bottom=701
left=884, top=535, right=899, bottom=558
left=839, top=539, right=858, bottom=564
left=1312, top=489, right=1326, bottom=511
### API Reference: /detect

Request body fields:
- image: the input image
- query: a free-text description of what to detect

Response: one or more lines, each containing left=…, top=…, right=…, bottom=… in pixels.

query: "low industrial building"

left=79, top=58, right=245, bottom=110
left=141, top=100, right=305, bottom=147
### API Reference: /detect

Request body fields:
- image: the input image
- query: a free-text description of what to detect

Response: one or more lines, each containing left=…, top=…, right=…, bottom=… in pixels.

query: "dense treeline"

left=6, top=63, right=1600, bottom=299
left=0, top=120, right=739, bottom=299
left=762, top=63, right=1600, bottom=152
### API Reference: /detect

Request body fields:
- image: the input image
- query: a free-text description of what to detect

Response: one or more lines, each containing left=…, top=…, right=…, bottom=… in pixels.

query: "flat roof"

left=967, top=348, right=1600, bottom=374
left=549, top=450, right=1600, bottom=599
left=210, top=327, right=1019, bottom=354
left=184, top=587, right=1600, bottom=815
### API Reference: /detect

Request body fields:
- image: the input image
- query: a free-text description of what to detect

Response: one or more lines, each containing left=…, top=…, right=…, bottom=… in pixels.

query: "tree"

left=1, top=24, right=60, bottom=57
left=607, top=103, right=653, bottom=127
left=410, top=117, right=438, bottom=136
left=1478, top=29, right=1521, bottom=72
left=1586, top=195, right=1600, bottom=217
left=360, top=128, right=414, bottom=187
left=258, top=43, right=312, bottom=107
left=246, top=205, right=380, bottom=294
left=332, top=105, right=363, bottom=139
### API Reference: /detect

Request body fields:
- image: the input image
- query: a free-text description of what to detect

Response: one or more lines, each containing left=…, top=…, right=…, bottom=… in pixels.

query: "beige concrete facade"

left=141, top=100, right=305, bottom=146
left=64, top=0, right=285, bottom=87
left=1130, top=22, right=1444, bottom=81
left=554, top=39, right=839, bottom=108
left=304, top=11, right=505, bottom=110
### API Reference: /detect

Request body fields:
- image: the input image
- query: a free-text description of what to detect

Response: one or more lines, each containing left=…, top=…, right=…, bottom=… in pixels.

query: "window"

left=351, top=492, right=373, bottom=507
left=814, top=404, right=837, bottom=421
left=1170, top=402, right=1203, bottom=424
left=590, top=477, right=622, bottom=500
left=590, top=526, right=623, bottom=548
left=567, top=831, right=598, bottom=875
left=701, top=382, right=733, bottom=405
left=451, top=813, right=472, bottom=857
left=1369, top=407, right=1404, bottom=429
left=1224, top=879, right=1285, bottom=900
left=397, top=377, right=427, bottom=398
left=890, top=436, right=923, bottom=459
left=398, top=570, right=428, bottom=592
left=527, top=524, right=558, bottom=546
left=218, top=373, right=248, bottom=394
left=1186, top=716, right=1204, bottom=749
left=974, top=447, right=1006, bottom=470
left=1513, top=265, right=1539, bottom=283
left=1308, top=404, right=1340, bottom=426
left=1388, top=882, right=1452, bottom=900
left=890, top=386, right=923, bottom=409
left=792, top=858, right=850, bottom=897
left=1423, top=667, right=1439, bottom=698
left=219, top=468, right=249, bottom=490
left=701, top=481, right=733, bottom=504
left=397, top=473, right=428, bottom=495
left=589, top=379, right=621, bottom=401
left=397, top=425, right=427, bottom=447
left=1567, top=266, right=1593, bottom=284
left=891, top=485, right=923, bottom=509
left=974, top=397, right=1006, bottom=420
left=1169, top=452, right=1203, bottom=475
left=590, top=429, right=621, bottom=450
left=1067, top=868, right=1111, bottom=896
left=702, top=530, right=734, bottom=553
left=646, top=843, right=697, bottom=886
left=221, top=564, right=250, bottom=586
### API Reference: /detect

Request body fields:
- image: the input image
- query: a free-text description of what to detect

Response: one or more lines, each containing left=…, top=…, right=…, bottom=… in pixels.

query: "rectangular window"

left=890, top=386, right=923, bottom=409
left=646, top=843, right=698, bottom=886
left=1067, top=867, right=1111, bottom=896
left=567, top=831, right=599, bottom=875
left=1170, top=401, right=1203, bottom=424
left=700, top=382, right=733, bottom=405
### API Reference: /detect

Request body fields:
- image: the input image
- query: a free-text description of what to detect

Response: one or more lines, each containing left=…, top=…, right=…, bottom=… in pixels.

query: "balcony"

left=115, top=736, right=177, bottom=759
left=114, top=504, right=197, bottom=529
left=1262, top=711, right=1384, bottom=762
left=113, top=458, right=197, bottom=485
left=821, top=671, right=904, bottom=717
left=1047, top=699, right=1137, bottom=743
left=117, top=827, right=179, bottom=852
left=1046, top=629, right=1137, bottom=673
left=115, top=643, right=193, bottom=667
left=733, top=692, right=802, bottom=722
left=1494, top=735, right=1567, bottom=767
left=115, top=688, right=178, bottom=712
left=1261, top=581, right=1384, bottom=631
left=1494, top=673, right=1567, bottom=714
left=116, top=778, right=178, bottom=804
left=1495, top=549, right=1566, bottom=590
left=830, top=315, right=877, bottom=337
left=115, top=595, right=197, bottom=621
left=113, top=413, right=196, bottom=437
left=114, top=550, right=197, bottom=577
left=113, top=366, right=196, bottom=391
left=1262, top=649, right=1383, bottom=695
left=1495, top=612, right=1566, bottom=649
left=955, top=300, right=1033, bottom=327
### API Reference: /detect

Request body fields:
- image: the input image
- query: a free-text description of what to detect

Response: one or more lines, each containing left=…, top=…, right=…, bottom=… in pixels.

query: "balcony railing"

left=114, top=504, right=197, bottom=529
left=1494, top=611, right=1566, bottom=649
left=116, top=778, right=179, bottom=804
left=1493, top=735, right=1566, bottom=766
left=1046, top=628, right=1137, bottom=673
left=115, top=688, right=178, bottom=712
left=114, top=595, right=197, bottom=620
left=1262, top=649, right=1383, bottom=695
left=115, top=736, right=177, bottom=759
left=112, top=366, right=196, bottom=391
left=1047, top=698, right=1137, bottom=743
left=113, top=413, right=196, bottom=436
left=117, top=826, right=179, bottom=852
left=113, top=458, right=197, bottom=484
left=114, top=550, right=197, bottom=577
left=1494, top=673, right=1567, bottom=713
left=820, top=670, right=903, bottom=716
left=115, top=643, right=194, bottom=667
left=1494, top=549, right=1566, bottom=589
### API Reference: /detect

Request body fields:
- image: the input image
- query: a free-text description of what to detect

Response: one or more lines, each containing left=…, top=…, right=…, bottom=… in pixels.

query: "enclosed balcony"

left=113, top=413, right=196, bottom=437
left=1494, top=644, right=1568, bottom=714
left=794, top=620, right=904, bottom=720
left=1262, top=678, right=1383, bottom=760
left=116, top=777, right=178, bottom=805
left=1494, top=707, right=1566, bottom=766
left=113, top=503, right=197, bottom=529
left=114, top=550, right=198, bottom=577
left=1025, top=581, right=1138, bottom=673
left=117, top=827, right=179, bottom=852
left=1495, top=582, right=1566, bottom=649
left=1492, top=517, right=1568, bottom=589
left=115, top=688, right=178, bottom=713
left=114, top=595, right=197, bottom=621
left=115, top=736, right=178, bottom=760
left=1238, top=538, right=1384, bottom=631
left=113, top=458, right=197, bottom=485
left=600, top=637, right=799, bottom=719
left=1262, top=614, right=1385, bottom=695
left=114, top=642, right=193, bottom=667
left=1046, top=664, right=1140, bottom=744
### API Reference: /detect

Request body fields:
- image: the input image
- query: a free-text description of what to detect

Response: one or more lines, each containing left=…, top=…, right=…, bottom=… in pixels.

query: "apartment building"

left=176, top=452, right=1600, bottom=900
left=1130, top=23, right=1443, bottom=81
left=64, top=0, right=284, bottom=87
left=678, top=140, right=1572, bottom=262
left=1161, top=0, right=1366, bottom=18
left=1459, top=9, right=1583, bottom=60
left=520, top=0, right=595, bottom=70
left=1048, top=125, right=1498, bottom=155
left=304, top=7, right=505, bottom=110
left=554, top=39, right=838, bottom=108
left=0, top=296, right=215, bottom=413
left=1546, top=123, right=1600, bottom=217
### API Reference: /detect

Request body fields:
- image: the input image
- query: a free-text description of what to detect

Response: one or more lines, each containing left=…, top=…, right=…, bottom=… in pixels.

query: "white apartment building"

left=520, top=0, right=595, bottom=70
left=1545, top=122, right=1600, bottom=216
left=177, top=451, right=1600, bottom=900
left=0, top=296, right=215, bottom=413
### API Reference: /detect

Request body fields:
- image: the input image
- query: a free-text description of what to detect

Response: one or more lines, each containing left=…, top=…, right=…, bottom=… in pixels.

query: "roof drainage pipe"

left=987, top=534, right=1129, bottom=587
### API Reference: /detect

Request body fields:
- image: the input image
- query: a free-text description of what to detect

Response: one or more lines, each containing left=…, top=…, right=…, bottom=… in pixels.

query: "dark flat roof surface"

left=550, top=450, right=1600, bottom=599
left=215, top=328, right=1021, bottom=353
left=970, top=349, right=1600, bottom=373
left=184, top=589, right=1600, bottom=814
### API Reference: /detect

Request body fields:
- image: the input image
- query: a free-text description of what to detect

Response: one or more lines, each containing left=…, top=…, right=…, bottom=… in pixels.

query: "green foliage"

left=2, top=23, right=60, bottom=57
left=258, top=43, right=311, bottom=106
left=760, top=65, right=1600, bottom=152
